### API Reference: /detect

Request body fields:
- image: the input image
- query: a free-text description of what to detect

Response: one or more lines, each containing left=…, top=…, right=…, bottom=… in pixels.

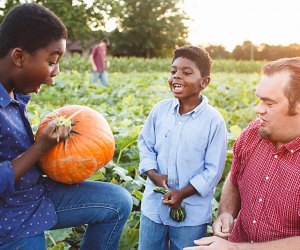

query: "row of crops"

left=29, top=56, right=262, bottom=249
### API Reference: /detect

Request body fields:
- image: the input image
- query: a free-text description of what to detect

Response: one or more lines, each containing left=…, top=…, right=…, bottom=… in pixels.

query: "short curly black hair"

left=172, top=45, right=212, bottom=77
left=0, top=3, right=67, bottom=58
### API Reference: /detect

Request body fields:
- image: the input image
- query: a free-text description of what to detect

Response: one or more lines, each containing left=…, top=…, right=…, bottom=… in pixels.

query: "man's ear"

left=294, top=101, right=300, bottom=115
left=10, top=48, right=25, bottom=68
left=201, top=76, right=210, bottom=89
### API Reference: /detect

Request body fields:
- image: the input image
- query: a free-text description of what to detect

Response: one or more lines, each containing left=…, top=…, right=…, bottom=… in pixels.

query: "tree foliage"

left=109, top=0, right=189, bottom=57
left=205, top=45, right=230, bottom=59
left=0, top=0, right=188, bottom=56
left=38, top=0, right=92, bottom=41
left=0, top=0, right=22, bottom=23
left=0, top=0, right=114, bottom=43
left=203, top=41, right=300, bottom=61
left=231, top=40, right=257, bottom=61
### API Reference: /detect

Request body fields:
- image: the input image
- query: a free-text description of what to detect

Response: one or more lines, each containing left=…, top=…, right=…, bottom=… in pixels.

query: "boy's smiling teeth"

left=173, top=83, right=183, bottom=89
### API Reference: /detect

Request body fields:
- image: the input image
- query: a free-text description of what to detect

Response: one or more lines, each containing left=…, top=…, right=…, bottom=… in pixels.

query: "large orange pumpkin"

left=35, top=105, right=115, bottom=184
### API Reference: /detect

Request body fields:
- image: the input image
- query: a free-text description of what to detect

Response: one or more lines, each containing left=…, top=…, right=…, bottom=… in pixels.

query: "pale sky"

left=183, top=0, right=300, bottom=51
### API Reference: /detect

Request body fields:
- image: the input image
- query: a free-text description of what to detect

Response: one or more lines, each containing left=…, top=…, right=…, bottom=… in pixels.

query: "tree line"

left=206, top=41, right=300, bottom=61
left=1, top=0, right=299, bottom=60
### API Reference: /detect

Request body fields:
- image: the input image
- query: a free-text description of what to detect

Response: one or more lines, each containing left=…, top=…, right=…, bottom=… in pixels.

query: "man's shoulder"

left=91, top=45, right=101, bottom=53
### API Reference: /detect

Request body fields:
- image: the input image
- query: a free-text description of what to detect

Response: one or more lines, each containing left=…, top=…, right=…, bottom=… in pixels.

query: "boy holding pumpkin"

left=0, top=3, right=132, bottom=250
left=138, top=45, right=227, bottom=249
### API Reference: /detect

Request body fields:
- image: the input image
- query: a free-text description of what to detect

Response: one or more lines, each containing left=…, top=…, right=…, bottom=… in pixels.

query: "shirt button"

left=266, top=176, right=269, bottom=180
left=179, top=122, right=182, bottom=125
left=291, top=150, right=294, bottom=153
left=259, top=198, right=262, bottom=202
left=253, top=220, right=256, bottom=224
left=274, top=155, right=278, bottom=159
left=250, top=240, right=254, bottom=243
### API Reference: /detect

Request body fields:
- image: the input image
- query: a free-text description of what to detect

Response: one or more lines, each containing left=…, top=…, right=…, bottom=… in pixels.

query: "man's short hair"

left=262, top=57, right=300, bottom=115
left=0, top=3, right=67, bottom=58
left=172, top=45, right=212, bottom=77
left=101, top=37, right=110, bottom=47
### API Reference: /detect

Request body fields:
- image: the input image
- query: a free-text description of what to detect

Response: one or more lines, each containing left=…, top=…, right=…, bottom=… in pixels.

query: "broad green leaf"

left=229, top=125, right=242, bottom=140
left=87, top=170, right=106, bottom=181
left=132, top=189, right=143, bottom=201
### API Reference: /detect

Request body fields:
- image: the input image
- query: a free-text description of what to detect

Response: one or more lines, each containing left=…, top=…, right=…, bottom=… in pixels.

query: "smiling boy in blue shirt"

left=138, top=45, right=227, bottom=249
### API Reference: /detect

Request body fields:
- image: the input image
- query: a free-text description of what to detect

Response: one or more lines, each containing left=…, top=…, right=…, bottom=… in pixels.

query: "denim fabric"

left=92, top=71, right=108, bottom=86
left=0, top=180, right=133, bottom=250
left=138, top=214, right=207, bottom=250
left=0, top=233, right=46, bottom=250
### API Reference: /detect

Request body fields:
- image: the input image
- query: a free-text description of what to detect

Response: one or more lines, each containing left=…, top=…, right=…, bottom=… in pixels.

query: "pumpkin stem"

left=60, top=109, right=83, bottom=126
left=52, top=109, right=83, bottom=127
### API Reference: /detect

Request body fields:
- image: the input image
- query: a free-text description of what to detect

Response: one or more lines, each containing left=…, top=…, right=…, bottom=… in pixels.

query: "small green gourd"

left=170, top=207, right=186, bottom=222
left=153, top=186, right=169, bottom=195
left=153, top=186, right=186, bottom=222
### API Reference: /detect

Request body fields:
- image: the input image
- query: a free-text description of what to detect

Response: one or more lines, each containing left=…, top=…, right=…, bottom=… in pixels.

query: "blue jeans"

left=0, top=234, right=46, bottom=250
left=0, top=180, right=133, bottom=250
left=92, top=71, right=108, bottom=86
left=138, top=214, right=207, bottom=250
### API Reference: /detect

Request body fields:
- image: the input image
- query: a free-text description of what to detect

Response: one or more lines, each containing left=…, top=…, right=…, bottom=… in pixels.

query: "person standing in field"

left=89, top=37, right=110, bottom=86
left=138, top=45, right=227, bottom=250
left=0, top=4, right=132, bottom=250
left=184, top=57, right=300, bottom=250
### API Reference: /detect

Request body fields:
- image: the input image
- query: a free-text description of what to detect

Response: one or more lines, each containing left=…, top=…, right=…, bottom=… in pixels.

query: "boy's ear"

left=201, top=76, right=210, bottom=89
left=10, top=48, right=25, bottom=68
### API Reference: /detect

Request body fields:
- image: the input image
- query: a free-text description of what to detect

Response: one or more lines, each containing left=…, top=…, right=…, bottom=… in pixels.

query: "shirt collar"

left=0, top=83, right=12, bottom=108
left=283, top=136, right=300, bottom=153
left=171, top=95, right=209, bottom=118
left=0, top=83, right=31, bottom=108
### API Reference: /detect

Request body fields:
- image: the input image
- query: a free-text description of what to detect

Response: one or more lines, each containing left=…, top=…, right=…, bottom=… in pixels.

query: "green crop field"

left=29, top=56, right=261, bottom=249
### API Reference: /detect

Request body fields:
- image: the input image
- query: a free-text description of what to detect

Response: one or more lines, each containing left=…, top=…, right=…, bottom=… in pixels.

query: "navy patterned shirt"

left=0, top=83, right=57, bottom=244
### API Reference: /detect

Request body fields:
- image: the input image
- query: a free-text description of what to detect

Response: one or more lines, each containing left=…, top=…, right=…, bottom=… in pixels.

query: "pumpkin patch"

left=35, top=105, right=115, bottom=184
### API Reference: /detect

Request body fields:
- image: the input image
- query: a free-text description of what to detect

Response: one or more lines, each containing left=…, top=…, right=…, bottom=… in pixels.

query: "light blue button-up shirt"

left=138, top=96, right=227, bottom=226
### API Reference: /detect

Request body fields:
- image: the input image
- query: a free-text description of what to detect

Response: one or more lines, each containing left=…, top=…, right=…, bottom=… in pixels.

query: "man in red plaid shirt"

left=185, top=57, right=300, bottom=250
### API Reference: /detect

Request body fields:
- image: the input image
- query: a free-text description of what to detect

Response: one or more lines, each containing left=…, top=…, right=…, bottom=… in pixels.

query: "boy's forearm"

left=146, top=169, right=168, bottom=187
left=145, top=169, right=157, bottom=179
left=11, top=140, right=50, bottom=180
left=178, top=184, right=198, bottom=199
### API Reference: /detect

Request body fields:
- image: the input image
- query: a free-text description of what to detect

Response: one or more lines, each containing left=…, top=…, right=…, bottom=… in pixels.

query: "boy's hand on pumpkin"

left=162, top=189, right=184, bottom=209
left=36, top=120, right=71, bottom=150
